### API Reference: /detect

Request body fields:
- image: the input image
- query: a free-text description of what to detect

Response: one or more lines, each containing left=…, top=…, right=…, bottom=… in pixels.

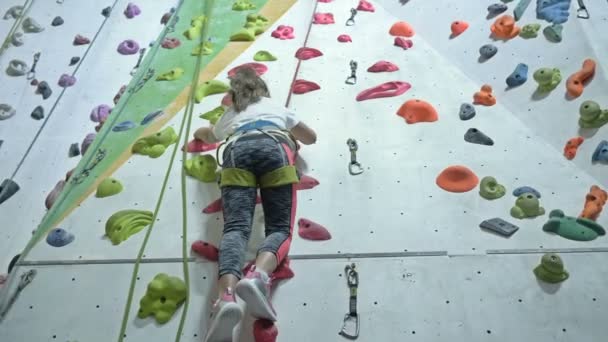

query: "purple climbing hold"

left=73, top=34, right=90, bottom=45
left=90, top=104, right=111, bottom=123
left=81, top=133, right=96, bottom=155
left=46, top=228, right=75, bottom=247
left=58, top=74, right=76, bottom=87
left=112, top=120, right=136, bottom=132
left=117, top=39, right=140, bottom=55
left=124, top=3, right=141, bottom=19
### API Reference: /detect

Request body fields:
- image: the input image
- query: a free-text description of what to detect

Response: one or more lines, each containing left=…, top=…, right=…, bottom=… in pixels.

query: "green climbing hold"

left=543, top=24, right=563, bottom=43
left=191, top=41, right=213, bottom=56
left=194, top=80, right=230, bottom=103
left=199, top=106, right=225, bottom=124
left=244, top=14, right=269, bottom=35
left=511, top=192, right=545, bottom=219
left=232, top=0, right=256, bottom=11
left=156, top=67, right=184, bottom=81
left=132, top=127, right=178, bottom=158
left=479, top=176, right=506, bottom=200
left=230, top=28, right=256, bottom=42
left=138, top=273, right=187, bottom=324
left=96, top=178, right=123, bottom=198
left=533, top=67, right=561, bottom=92
left=542, top=209, right=606, bottom=241
left=519, top=23, right=541, bottom=38
left=533, top=253, right=569, bottom=283
left=578, top=100, right=608, bottom=129
left=105, top=209, right=153, bottom=245
left=184, top=15, right=206, bottom=40
left=254, top=50, right=277, bottom=62
left=185, top=155, right=218, bottom=182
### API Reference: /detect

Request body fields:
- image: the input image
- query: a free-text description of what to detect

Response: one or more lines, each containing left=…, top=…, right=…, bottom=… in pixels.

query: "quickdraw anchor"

left=345, top=60, right=357, bottom=85
left=70, top=148, right=107, bottom=184
left=26, top=52, right=41, bottom=80
left=577, top=0, right=589, bottom=19
left=130, top=48, right=147, bottom=76
left=346, top=8, right=357, bottom=26
left=347, top=138, right=363, bottom=175
left=339, top=263, right=359, bottom=339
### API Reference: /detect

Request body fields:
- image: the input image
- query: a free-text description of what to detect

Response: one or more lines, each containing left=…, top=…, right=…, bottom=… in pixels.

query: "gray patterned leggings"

left=218, top=133, right=297, bottom=279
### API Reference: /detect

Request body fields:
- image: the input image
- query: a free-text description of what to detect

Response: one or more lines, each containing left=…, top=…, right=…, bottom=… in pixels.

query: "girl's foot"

left=204, top=289, right=243, bottom=342
left=235, top=267, right=277, bottom=321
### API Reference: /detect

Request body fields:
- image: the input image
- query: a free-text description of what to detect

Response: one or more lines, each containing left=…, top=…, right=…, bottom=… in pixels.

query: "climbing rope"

left=0, top=0, right=35, bottom=58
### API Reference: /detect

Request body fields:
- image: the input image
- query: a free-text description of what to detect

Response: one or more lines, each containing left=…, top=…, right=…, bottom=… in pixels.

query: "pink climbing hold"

left=356, top=81, right=411, bottom=102
left=221, top=92, right=232, bottom=107
left=73, top=34, right=90, bottom=45
left=313, top=13, right=335, bottom=24
left=243, top=257, right=294, bottom=281
left=90, top=104, right=111, bottom=123
left=357, top=0, right=375, bottom=12
left=294, top=47, right=323, bottom=60
left=58, top=74, right=76, bottom=88
left=394, top=37, right=413, bottom=50
left=45, top=180, right=66, bottom=210
left=367, top=61, right=399, bottom=73
left=117, top=39, right=140, bottom=55
left=298, top=218, right=331, bottom=241
left=337, top=34, right=352, bottom=43
left=227, top=62, right=268, bottom=78
left=183, top=139, right=220, bottom=153
left=191, top=240, right=219, bottom=261
left=254, top=319, right=278, bottom=342
left=295, top=175, right=319, bottom=190
left=124, top=3, right=141, bottom=19
left=202, top=196, right=262, bottom=214
left=292, top=80, right=320, bottom=95
left=161, top=37, right=181, bottom=49
left=271, top=25, right=295, bottom=40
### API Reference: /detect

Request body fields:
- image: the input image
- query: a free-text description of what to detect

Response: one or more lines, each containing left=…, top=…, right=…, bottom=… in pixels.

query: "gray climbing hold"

left=102, top=6, right=112, bottom=17
left=31, top=105, right=44, bottom=120
left=3, top=5, right=24, bottom=20
left=0, top=104, right=16, bottom=120
left=51, top=16, right=64, bottom=26
left=513, top=186, right=541, bottom=198
left=506, top=63, right=528, bottom=87
left=112, top=120, right=136, bottom=132
left=46, top=228, right=75, bottom=247
left=69, top=143, right=80, bottom=157
left=6, top=59, right=28, bottom=76
left=69, top=56, right=80, bottom=66
left=543, top=24, right=563, bottom=42
left=459, top=103, right=476, bottom=120
left=0, top=179, right=20, bottom=205
left=22, top=17, right=44, bottom=33
left=464, top=128, right=494, bottom=146
left=479, top=44, right=497, bottom=60
left=488, top=3, right=508, bottom=16
left=37, top=81, right=52, bottom=100
left=11, top=32, right=24, bottom=46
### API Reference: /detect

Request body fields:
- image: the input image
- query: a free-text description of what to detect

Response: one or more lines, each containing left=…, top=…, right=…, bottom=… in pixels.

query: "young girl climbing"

left=196, top=67, right=316, bottom=342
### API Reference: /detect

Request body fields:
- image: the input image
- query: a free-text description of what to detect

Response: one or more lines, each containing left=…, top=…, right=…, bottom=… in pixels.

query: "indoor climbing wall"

left=1, top=0, right=608, bottom=341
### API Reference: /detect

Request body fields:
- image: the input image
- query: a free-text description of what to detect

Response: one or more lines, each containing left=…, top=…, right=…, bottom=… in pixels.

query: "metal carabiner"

left=346, top=8, right=357, bottom=26
left=130, top=48, right=147, bottom=76
left=339, top=263, right=359, bottom=339
left=345, top=60, right=357, bottom=85
left=26, top=52, right=41, bottom=80
left=347, top=139, right=363, bottom=175
left=577, top=0, right=589, bottom=19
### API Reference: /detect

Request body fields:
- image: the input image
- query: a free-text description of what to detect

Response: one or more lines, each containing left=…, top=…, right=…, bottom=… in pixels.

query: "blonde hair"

left=229, top=67, right=270, bottom=112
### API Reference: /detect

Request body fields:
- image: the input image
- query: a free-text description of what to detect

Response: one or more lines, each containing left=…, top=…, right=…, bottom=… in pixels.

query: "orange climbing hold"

left=473, top=84, right=496, bottom=106
left=566, top=58, right=596, bottom=98
left=396, top=99, right=438, bottom=124
left=436, top=165, right=479, bottom=193
left=563, top=136, right=584, bottom=160
left=450, top=21, right=469, bottom=37
left=580, top=185, right=607, bottom=221
left=490, top=15, right=520, bottom=40
left=389, top=21, right=415, bottom=37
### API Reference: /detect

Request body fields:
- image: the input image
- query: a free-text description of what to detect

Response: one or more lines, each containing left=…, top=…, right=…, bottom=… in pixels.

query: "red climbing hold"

left=183, top=139, right=219, bottom=153
left=73, top=34, right=91, bottom=45
left=298, top=218, right=331, bottom=241
left=389, top=21, right=415, bottom=37
left=396, top=99, right=439, bottom=124
left=202, top=196, right=262, bottom=214
left=254, top=319, right=278, bottom=342
left=436, top=165, right=479, bottom=193
left=337, top=34, right=352, bottom=43
left=394, top=37, right=413, bottom=50
left=356, top=81, right=411, bottom=102
left=367, top=61, right=399, bottom=73
left=45, top=180, right=66, bottom=210
left=292, top=80, right=320, bottom=94
left=450, top=21, right=469, bottom=38
left=294, top=47, right=323, bottom=60
left=191, top=240, right=219, bottom=261
left=271, top=25, right=294, bottom=40
left=161, top=37, right=181, bottom=49
left=313, top=13, right=335, bottom=24
left=563, top=136, right=584, bottom=160
left=227, top=62, right=268, bottom=78
left=357, top=0, right=375, bottom=12
left=295, top=175, right=319, bottom=190
left=473, top=84, right=496, bottom=106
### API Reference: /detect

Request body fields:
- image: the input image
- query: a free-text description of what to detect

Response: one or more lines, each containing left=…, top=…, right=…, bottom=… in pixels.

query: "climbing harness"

left=346, top=8, right=357, bottom=26
left=130, top=48, right=147, bottom=76
left=69, top=148, right=106, bottom=184
left=577, top=0, right=589, bottom=19
left=0, top=269, right=36, bottom=322
left=26, top=52, right=40, bottom=80
left=347, top=139, right=363, bottom=175
left=339, top=263, right=359, bottom=340
left=129, top=68, right=155, bottom=93
left=345, top=60, right=357, bottom=85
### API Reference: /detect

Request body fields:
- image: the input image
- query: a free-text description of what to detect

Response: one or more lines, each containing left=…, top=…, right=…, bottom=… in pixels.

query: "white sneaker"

left=204, top=289, right=243, bottom=342
left=235, top=267, right=277, bottom=321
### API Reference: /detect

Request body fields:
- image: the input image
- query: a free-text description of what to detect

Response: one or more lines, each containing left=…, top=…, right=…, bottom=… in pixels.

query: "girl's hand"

left=193, top=127, right=218, bottom=143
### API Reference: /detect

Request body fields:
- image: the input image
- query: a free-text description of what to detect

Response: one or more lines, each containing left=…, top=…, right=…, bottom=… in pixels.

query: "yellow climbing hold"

left=96, top=177, right=123, bottom=198
left=232, top=0, right=256, bottom=11
left=229, top=14, right=269, bottom=41
left=132, top=127, right=178, bottom=158
left=194, top=80, right=230, bottom=103
left=230, top=28, right=256, bottom=41
left=200, top=106, right=226, bottom=124
left=156, top=67, right=184, bottom=81
left=191, top=41, right=213, bottom=56
left=105, top=209, right=153, bottom=245
left=184, top=15, right=206, bottom=40
left=185, top=155, right=218, bottom=183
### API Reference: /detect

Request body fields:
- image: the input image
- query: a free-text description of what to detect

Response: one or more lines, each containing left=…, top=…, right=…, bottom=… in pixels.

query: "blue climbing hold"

left=141, top=110, right=164, bottom=125
left=506, top=63, right=528, bottom=87
left=592, top=140, right=608, bottom=164
left=46, top=228, right=75, bottom=247
left=112, top=120, right=136, bottom=132
left=536, top=0, right=571, bottom=24
left=513, top=186, right=541, bottom=198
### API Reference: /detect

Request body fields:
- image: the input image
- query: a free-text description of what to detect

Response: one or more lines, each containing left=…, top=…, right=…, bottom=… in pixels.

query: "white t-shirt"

left=212, top=97, right=300, bottom=141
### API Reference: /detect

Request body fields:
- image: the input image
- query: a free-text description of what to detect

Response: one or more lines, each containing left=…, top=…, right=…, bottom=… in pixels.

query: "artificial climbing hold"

left=191, top=240, right=219, bottom=261
left=519, top=23, right=541, bottom=38
left=184, top=139, right=219, bottom=153
left=506, top=63, right=528, bottom=87
left=69, top=56, right=80, bottom=66
left=112, top=120, right=136, bottom=132
left=396, top=99, right=439, bottom=124
left=30, top=79, right=38, bottom=86
left=105, top=209, right=153, bottom=245
left=30, top=105, right=44, bottom=120
left=367, top=61, right=398, bottom=73
left=161, top=37, right=181, bottom=49
left=487, top=3, right=508, bottom=17
left=533, top=67, right=561, bottom=92
left=473, top=85, right=496, bottom=106
left=137, top=273, right=187, bottom=324
left=51, top=16, right=63, bottom=26
left=160, top=11, right=172, bottom=24
left=46, top=228, right=74, bottom=247
left=45, top=180, right=65, bottom=209
left=194, top=80, right=230, bottom=103
left=243, top=258, right=294, bottom=282
left=579, top=101, right=608, bottom=129
left=230, top=28, right=255, bottom=41
left=141, top=109, right=164, bottom=125
left=22, top=17, right=44, bottom=33
left=117, top=39, right=140, bottom=55
left=394, top=37, right=413, bottom=50
left=3, top=5, right=23, bottom=19
left=37, top=81, right=53, bottom=100
left=254, top=50, right=277, bottom=61
left=479, top=44, right=498, bottom=60
left=0, top=179, right=20, bottom=205
left=156, top=67, right=184, bottom=81
left=184, top=155, right=218, bottom=182
left=132, top=127, right=178, bottom=158
left=566, top=59, right=595, bottom=98
left=124, top=2, right=141, bottom=19
left=355, top=81, right=411, bottom=102
left=543, top=209, right=605, bottom=241
left=227, top=62, right=268, bottom=77
left=513, top=186, right=541, bottom=198
left=389, top=21, right=415, bottom=37
left=459, top=103, right=476, bottom=121
left=232, top=0, right=256, bottom=11
left=295, top=175, right=319, bottom=191
left=68, top=143, right=80, bottom=157
left=511, top=193, right=545, bottom=219
left=199, top=106, right=225, bottom=125
left=73, top=34, right=90, bottom=45
left=537, top=0, right=571, bottom=24
left=298, top=218, right=331, bottom=240
left=592, top=140, right=608, bottom=164
left=101, top=6, right=112, bottom=17
left=563, top=136, right=584, bottom=160
left=450, top=21, right=469, bottom=38
left=184, top=15, right=206, bottom=40
left=81, top=133, right=96, bottom=155
left=244, top=14, right=269, bottom=34
left=11, top=32, right=24, bottom=46
left=464, top=128, right=494, bottom=146
left=0, top=104, right=16, bottom=120
left=96, top=178, right=123, bottom=198
left=357, top=0, right=375, bottom=12
left=337, top=34, right=352, bottom=42
left=202, top=196, right=261, bottom=214
left=292, top=80, right=320, bottom=95
left=90, top=104, right=111, bottom=122
left=479, top=176, right=506, bottom=200
left=313, top=13, right=335, bottom=24
left=543, top=24, right=563, bottom=42
left=294, top=47, right=323, bottom=61
left=254, top=319, right=278, bottom=342
left=6, top=59, right=28, bottom=76
left=271, top=25, right=294, bottom=40
left=534, top=253, right=569, bottom=283
left=191, top=41, right=213, bottom=56
left=58, top=74, right=76, bottom=87
left=580, top=185, right=607, bottom=221
left=436, top=165, right=479, bottom=193
left=491, top=15, right=520, bottom=40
